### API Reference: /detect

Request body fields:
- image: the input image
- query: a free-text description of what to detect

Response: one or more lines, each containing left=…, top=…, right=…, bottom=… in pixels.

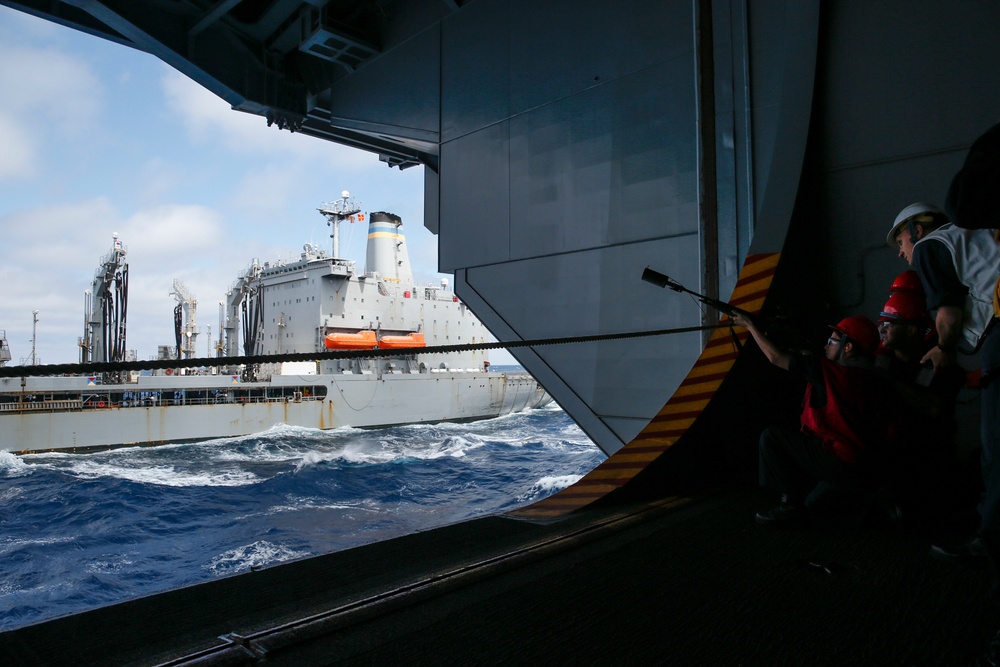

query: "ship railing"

left=0, top=399, right=83, bottom=413
left=0, top=393, right=326, bottom=413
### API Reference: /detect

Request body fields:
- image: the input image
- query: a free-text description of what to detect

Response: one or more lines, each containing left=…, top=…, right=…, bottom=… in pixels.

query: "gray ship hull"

left=1, top=371, right=549, bottom=453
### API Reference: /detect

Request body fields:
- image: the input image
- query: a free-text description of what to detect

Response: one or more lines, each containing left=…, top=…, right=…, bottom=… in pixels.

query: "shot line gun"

left=641, top=267, right=748, bottom=318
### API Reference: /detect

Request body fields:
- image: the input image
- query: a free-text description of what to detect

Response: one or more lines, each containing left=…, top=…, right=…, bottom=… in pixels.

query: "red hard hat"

left=879, top=291, right=930, bottom=323
left=830, top=314, right=880, bottom=356
left=889, top=270, right=924, bottom=295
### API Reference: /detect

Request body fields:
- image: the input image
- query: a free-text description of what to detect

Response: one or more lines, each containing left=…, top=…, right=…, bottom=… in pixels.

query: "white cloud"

left=0, top=114, right=36, bottom=179
left=134, top=158, right=185, bottom=204
left=227, top=163, right=311, bottom=223
left=119, top=204, right=225, bottom=256
left=0, top=42, right=104, bottom=184
left=0, top=43, right=103, bottom=132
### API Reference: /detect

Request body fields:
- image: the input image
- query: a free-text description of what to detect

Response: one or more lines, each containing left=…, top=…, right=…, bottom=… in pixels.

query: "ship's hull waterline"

left=1, top=372, right=549, bottom=453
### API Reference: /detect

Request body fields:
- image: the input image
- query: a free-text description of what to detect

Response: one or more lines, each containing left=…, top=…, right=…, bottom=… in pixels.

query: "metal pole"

left=30, top=310, right=39, bottom=365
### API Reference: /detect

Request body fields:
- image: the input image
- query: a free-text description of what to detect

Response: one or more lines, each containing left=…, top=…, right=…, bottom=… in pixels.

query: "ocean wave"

left=64, top=461, right=261, bottom=487
left=416, top=435, right=484, bottom=459
left=291, top=434, right=487, bottom=471
left=535, top=474, right=584, bottom=491
left=515, top=474, right=583, bottom=502
left=205, top=540, right=310, bottom=577
left=292, top=446, right=389, bottom=470
left=0, top=535, right=77, bottom=557
left=0, top=406, right=603, bottom=632
left=232, top=495, right=374, bottom=521
left=0, top=451, right=32, bottom=478
left=86, top=554, right=136, bottom=574
left=0, top=486, right=25, bottom=502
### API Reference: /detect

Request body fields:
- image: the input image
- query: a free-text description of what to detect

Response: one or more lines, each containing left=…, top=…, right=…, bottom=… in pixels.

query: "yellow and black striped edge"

left=511, top=252, right=779, bottom=519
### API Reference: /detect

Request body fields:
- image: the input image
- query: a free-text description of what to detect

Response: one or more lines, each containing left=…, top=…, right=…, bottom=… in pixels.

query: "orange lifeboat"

left=378, top=332, right=426, bottom=349
left=323, top=330, right=377, bottom=350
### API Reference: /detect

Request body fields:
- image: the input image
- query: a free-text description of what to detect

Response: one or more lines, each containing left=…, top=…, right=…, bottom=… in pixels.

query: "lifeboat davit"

left=323, top=330, right=377, bottom=350
left=378, top=332, right=426, bottom=349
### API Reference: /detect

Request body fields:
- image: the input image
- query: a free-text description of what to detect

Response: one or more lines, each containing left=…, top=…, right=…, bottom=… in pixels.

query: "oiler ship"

left=0, top=192, right=549, bottom=453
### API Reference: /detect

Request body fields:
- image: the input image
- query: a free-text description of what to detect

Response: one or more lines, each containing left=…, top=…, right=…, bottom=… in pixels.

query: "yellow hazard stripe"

left=508, top=252, right=780, bottom=520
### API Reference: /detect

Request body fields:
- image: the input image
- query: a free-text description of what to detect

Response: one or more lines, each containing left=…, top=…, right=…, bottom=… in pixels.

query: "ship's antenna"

left=318, top=190, right=361, bottom=259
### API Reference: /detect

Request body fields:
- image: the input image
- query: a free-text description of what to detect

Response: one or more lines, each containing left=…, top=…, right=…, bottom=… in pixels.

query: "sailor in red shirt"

left=732, top=311, right=891, bottom=524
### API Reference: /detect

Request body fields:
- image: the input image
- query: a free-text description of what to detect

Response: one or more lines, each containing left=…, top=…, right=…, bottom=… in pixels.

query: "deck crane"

left=82, top=234, right=129, bottom=382
left=222, top=260, right=264, bottom=380
left=170, top=279, right=198, bottom=360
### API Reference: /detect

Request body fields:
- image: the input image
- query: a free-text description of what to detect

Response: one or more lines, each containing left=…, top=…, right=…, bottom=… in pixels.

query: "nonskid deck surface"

left=0, top=490, right=994, bottom=665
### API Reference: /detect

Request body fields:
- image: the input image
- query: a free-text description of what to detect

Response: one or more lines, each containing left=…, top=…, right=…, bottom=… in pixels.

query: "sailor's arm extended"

left=730, top=313, right=792, bottom=370
left=921, top=305, right=963, bottom=369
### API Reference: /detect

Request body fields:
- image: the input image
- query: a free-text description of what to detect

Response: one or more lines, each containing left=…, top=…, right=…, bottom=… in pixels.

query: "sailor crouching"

left=731, top=311, right=894, bottom=525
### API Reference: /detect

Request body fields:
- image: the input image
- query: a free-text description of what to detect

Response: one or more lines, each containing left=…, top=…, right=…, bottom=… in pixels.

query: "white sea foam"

left=291, top=432, right=486, bottom=471
left=212, top=441, right=303, bottom=464
left=427, top=435, right=482, bottom=458
left=0, top=486, right=25, bottom=502
left=292, top=443, right=394, bottom=470
left=205, top=540, right=309, bottom=576
left=86, top=554, right=135, bottom=574
left=0, top=451, right=32, bottom=478
left=247, top=495, right=373, bottom=519
left=0, top=535, right=77, bottom=557
left=534, top=474, right=583, bottom=492
left=231, top=495, right=363, bottom=521
left=293, top=450, right=342, bottom=471
left=65, top=461, right=261, bottom=487
left=515, top=474, right=583, bottom=502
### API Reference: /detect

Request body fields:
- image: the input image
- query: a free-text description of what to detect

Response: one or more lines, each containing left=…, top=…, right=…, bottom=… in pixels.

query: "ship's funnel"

left=366, top=212, right=413, bottom=284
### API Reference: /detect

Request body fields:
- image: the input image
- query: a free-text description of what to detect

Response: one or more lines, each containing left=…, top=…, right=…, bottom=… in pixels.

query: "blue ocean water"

left=0, top=403, right=603, bottom=632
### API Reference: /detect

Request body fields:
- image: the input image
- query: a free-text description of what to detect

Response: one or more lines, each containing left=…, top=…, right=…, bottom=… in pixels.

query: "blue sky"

left=0, top=6, right=514, bottom=365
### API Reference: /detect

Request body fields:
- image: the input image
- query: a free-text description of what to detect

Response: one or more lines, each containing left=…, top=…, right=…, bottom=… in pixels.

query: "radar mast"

left=318, top=190, right=361, bottom=259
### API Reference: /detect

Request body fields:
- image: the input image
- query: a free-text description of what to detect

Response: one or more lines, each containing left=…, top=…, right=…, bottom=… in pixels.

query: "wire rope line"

left=0, top=324, right=728, bottom=379
left=332, top=374, right=381, bottom=412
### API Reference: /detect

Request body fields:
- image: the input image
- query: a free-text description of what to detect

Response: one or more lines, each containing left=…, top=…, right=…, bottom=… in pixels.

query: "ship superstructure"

left=255, top=200, right=489, bottom=377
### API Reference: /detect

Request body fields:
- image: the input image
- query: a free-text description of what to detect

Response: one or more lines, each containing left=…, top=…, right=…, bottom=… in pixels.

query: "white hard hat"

left=886, top=202, right=947, bottom=247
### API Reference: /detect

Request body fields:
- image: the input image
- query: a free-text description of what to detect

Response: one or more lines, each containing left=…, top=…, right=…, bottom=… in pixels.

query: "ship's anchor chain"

left=0, top=324, right=728, bottom=379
